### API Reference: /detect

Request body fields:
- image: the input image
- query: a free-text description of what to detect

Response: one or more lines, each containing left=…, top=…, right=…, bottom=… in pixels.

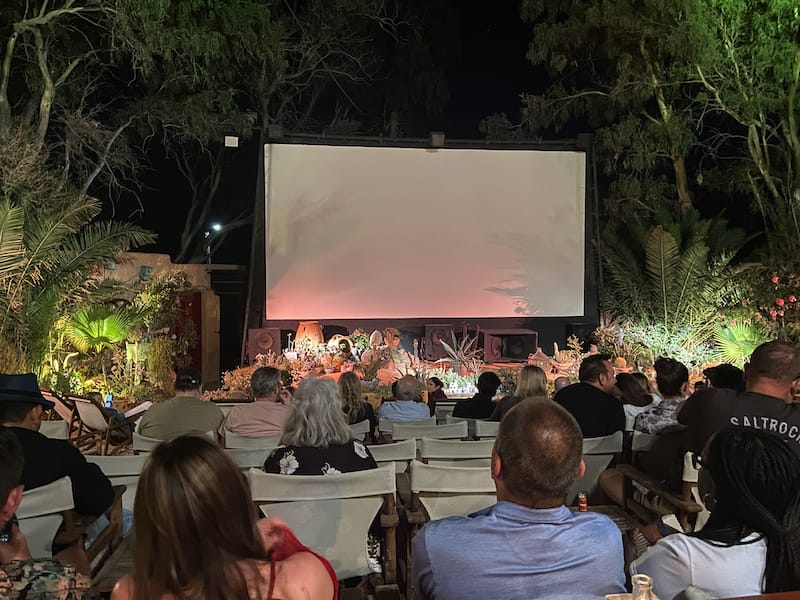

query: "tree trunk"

left=672, top=154, right=692, bottom=214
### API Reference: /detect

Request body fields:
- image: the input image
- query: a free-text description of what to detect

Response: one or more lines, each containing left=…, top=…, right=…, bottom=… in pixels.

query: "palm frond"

left=0, top=202, right=25, bottom=277
left=644, top=226, right=679, bottom=326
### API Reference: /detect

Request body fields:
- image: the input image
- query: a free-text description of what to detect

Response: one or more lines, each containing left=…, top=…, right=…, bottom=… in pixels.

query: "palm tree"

left=0, top=139, right=155, bottom=371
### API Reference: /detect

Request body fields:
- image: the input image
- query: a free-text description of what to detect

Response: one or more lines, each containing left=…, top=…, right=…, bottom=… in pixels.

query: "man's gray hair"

left=251, top=367, right=281, bottom=398
left=396, top=375, right=417, bottom=401
left=280, top=378, right=352, bottom=447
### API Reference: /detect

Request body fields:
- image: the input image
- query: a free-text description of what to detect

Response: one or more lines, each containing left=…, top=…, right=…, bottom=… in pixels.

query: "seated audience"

left=678, top=341, right=800, bottom=457
left=631, top=427, right=800, bottom=599
left=222, top=367, right=291, bottom=438
left=413, top=399, right=626, bottom=599
left=265, top=378, right=377, bottom=475
left=376, top=375, right=430, bottom=422
left=702, top=363, right=745, bottom=392
left=490, top=365, right=548, bottom=421
left=634, top=357, right=689, bottom=434
left=452, top=371, right=501, bottom=420
left=632, top=371, right=656, bottom=394
left=0, top=374, right=113, bottom=517
left=112, top=436, right=335, bottom=600
left=0, top=426, right=90, bottom=599
left=553, top=355, right=625, bottom=437
left=617, top=373, right=659, bottom=429
left=137, top=368, right=223, bottom=440
left=425, top=377, right=447, bottom=417
left=553, top=376, right=571, bottom=395
left=338, top=372, right=378, bottom=442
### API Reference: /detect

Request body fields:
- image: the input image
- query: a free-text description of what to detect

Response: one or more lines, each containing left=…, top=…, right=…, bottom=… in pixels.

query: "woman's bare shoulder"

left=274, top=552, right=334, bottom=600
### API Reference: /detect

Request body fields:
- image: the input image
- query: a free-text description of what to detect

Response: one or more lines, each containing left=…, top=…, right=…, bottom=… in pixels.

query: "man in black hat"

left=0, top=374, right=113, bottom=517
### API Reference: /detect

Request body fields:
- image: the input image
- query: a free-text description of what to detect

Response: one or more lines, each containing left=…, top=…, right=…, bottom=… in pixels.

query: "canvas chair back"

left=41, top=390, right=74, bottom=424
left=368, top=439, right=417, bottom=473
left=86, top=455, right=148, bottom=511
left=379, top=416, right=435, bottom=433
left=39, top=420, right=69, bottom=440
left=248, top=464, right=396, bottom=579
left=74, top=397, right=109, bottom=432
left=392, top=421, right=467, bottom=441
left=445, top=415, right=477, bottom=437
left=410, top=461, right=495, bottom=520
left=631, top=431, right=658, bottom=452
left=474, top=419, right=500, bottom=439
left=224, top=431, right=282, bottom=450
left=435, top=403, right=456, bottom=424
left=566, top=431, right=624, bottom=504
left=17, top=476, right=74, bottom=558
left=215, top=403, right=242, bottom=417
left=349, top=419, right=370, bottom=437
left=418, top=437, right=494, bottom=467
left=133, top=430, right=214, bottom=453
left=225, top=448, right=273, bottom=470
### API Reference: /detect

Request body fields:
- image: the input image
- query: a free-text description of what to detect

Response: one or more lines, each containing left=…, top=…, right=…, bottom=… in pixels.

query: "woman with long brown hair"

left=338, top=371, right=378, bottom=441
left=490, top=365, right=548, bottom=421
left=111, top=436, right=335, bottom=600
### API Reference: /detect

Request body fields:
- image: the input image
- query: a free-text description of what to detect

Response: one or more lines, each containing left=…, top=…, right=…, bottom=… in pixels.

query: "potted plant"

left=440, top=332, right=483, bottom=376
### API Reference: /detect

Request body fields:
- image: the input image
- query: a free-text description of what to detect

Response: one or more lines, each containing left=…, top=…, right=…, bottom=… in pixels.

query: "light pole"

left=205, top=222, right=223, bottom=264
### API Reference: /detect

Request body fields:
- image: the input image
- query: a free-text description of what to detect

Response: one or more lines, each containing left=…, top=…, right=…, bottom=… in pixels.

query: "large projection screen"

left=264, top=144, right=586, bottom=319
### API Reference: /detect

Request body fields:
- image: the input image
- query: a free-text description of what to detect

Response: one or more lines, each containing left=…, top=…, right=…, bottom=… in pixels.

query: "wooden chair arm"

left=380, top=493, right=400, bottom=528
left=616, top=464, right=703, bottom=514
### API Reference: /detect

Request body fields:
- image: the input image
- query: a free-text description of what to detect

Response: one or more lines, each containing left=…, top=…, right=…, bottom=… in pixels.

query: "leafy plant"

left=440, top=331, right=483, bottom=374
left=714, top=321, right=769, bottom=366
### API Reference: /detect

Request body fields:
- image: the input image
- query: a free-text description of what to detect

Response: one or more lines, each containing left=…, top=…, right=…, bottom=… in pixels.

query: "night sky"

left=130, top=1, right=542, bottom=265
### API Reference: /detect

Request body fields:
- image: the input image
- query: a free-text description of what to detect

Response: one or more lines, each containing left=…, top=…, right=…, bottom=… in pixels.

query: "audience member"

left=553, top=355, right=625, bottom=437
left=425, top=377, right=447, bottom=417
left=222, top=367, right=292, bottom=438
left=338, top=372, right=378, bottom=441
left=0, top=374, right=113, bottom=517
left=632, top=427, right=800, bottom=598
left=413, top=399, right=626, bottom=599
left=376, top=375, right=430, bottom=422
left=617, top=373, right=659, bottom=430
left=265, top=378, right=377, bottom=475
left=678, top=341, right=800, bottom=457
left=0, top=426, right=90, bottom=599
left=112, top=436, right=335, bottom=600
left=452, top=371, right=501, bottom=420
left=632, top=371, right=656, bottom=394
left=137, top=368, right=223, bottom=440
left=634, top=357, right=689, bottom=434
left=490, top=365, right=548, bottom=421
left=553, top=376, right=571, bottom=395
left=702, top=363, right=745, bottom=392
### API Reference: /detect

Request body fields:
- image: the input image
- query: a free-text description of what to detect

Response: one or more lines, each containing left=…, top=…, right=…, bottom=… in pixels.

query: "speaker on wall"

left=247, top=328, right=281, bottom=363
left=425, top=324, right=454, bottom=361
left=481, top=329, right=539, bottom=363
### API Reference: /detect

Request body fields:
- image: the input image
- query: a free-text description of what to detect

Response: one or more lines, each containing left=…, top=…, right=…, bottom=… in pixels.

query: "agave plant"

left=440, top=331, right=483, bottom=374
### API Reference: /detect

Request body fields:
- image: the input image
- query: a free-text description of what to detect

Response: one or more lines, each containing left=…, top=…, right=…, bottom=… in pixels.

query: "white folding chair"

left=349, top=419, right=371, bottom=438
left=225, top=448, right=273, bottom=470
left=435, top=403, right=456, bottom=424
left=369, top=439, right=417, bottom=473
left=214, top=403, right=244, bottom=417
left=39, top=420, right=69, bottom=440
left=474, top=419, right=500, bottom=439
left=224, top=431, right=282, bottom=450
left=73, top=396, right=139, bottom=455
left=86, top=455, right=148, bottom=512
left=392, top=421, right=467, bottom=441
left=566, top=431, right=624, bottom=504
left=631, top=431, right=658, bottom=453
left=408, top=461, right=496, bottom=521
left=133, top=430, right=214, bottom=452
left=17, top=476, right=74, bottom=558
left=418, top=437, right=494, bottom=468
left=379, top=416, right=435, bottom=434
left=248, top=464, right=398, bottom=584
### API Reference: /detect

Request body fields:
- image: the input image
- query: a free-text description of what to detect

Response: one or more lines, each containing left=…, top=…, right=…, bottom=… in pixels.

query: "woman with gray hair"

left=263, top=378, right=377, bottom=475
